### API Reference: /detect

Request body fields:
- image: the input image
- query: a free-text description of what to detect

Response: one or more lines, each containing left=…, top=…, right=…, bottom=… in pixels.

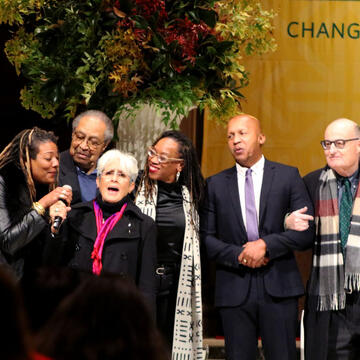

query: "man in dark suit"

left=59, top=110, right=114, bottom=204
left=286, top=118, right=360, bottom=359
left=200, top=114, right=314, bottom=360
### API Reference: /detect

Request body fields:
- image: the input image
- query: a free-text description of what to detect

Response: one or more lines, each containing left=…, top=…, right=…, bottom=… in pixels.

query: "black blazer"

left=59, top=150, right=82, bottom=205
left=303, top=168, right=323, bottom=204
left=200, top=159, right=315, bottom=307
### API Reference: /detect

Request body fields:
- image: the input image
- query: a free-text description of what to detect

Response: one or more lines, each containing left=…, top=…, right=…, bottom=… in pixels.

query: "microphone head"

left=63, top=184, right=72, bottom=191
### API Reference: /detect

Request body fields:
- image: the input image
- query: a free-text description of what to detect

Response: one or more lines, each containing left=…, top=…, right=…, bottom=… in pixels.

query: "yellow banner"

left=202, top=0, right=360, bottom=178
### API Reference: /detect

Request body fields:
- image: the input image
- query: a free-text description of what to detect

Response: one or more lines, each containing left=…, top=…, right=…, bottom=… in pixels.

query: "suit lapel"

left=259, top=159, right=275, bottom=227
left=59, top=151, right=82, bottom=204
left=227, top=167, right=246, bottom=233
left=62, top=171, right=82, bottom=203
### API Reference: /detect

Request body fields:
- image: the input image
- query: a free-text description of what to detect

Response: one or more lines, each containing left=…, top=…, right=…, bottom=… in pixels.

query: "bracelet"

left=32, top=202, right=46, bottom=216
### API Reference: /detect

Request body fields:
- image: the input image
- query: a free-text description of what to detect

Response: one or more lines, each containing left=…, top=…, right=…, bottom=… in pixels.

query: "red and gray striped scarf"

left=307, top=167, right=360, bottom=311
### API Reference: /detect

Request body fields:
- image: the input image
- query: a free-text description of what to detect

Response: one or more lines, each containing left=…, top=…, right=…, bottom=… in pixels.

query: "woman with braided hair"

left=135, top=130, right=205, bottom=359
left=0, top=127, right=72, bottom=279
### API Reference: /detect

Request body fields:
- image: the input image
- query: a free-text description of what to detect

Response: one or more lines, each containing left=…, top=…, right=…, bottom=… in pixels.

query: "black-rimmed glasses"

left=320, top=138, right=359, bottom=150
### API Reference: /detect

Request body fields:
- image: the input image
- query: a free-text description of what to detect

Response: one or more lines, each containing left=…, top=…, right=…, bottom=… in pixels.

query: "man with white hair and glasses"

left=59, top=110, right=114, bottom=205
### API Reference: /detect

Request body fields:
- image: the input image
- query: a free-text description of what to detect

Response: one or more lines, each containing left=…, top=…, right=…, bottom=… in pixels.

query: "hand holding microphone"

left=52, top=185, right=72, bottom=231
left=46, top=185, right=72, bottom=233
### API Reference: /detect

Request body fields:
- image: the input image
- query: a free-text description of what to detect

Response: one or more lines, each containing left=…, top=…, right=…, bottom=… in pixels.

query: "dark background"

left=0, top=24, right=76, bottom=152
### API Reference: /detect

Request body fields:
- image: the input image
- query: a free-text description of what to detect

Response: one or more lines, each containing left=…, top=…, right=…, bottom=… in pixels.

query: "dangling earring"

left=176, top=171, right=180, bottom=182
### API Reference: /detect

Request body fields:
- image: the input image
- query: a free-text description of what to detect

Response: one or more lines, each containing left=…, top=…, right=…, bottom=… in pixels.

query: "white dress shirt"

left=236, top=155, right=265, bottom=232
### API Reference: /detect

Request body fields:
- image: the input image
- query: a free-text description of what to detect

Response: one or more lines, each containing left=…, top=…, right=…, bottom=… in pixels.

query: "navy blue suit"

left=201, top=159, right=314, bottom=359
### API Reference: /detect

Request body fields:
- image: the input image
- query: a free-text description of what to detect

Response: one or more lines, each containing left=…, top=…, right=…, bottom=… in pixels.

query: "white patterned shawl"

left=135, top=181, right=204, bottom=360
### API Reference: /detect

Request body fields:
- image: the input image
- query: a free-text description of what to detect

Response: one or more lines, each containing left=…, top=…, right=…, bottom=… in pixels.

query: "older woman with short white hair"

left=55, top=149, right=157, bottom=311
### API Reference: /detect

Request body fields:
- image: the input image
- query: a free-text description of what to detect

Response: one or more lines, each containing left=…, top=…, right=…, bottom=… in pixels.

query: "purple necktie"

left=245, top=168, right=259, bottom=241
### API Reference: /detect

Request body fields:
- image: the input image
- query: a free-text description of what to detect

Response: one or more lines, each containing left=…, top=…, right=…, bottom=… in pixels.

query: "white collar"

left=236, top=155, right=265, bottom=175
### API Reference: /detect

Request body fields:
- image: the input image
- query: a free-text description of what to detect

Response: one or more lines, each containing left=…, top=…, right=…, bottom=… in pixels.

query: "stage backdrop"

left=202, top=0, right=360, bottom=178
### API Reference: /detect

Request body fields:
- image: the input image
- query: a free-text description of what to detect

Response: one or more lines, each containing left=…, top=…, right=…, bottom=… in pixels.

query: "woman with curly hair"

left=0, top=127, right=72, bottom=279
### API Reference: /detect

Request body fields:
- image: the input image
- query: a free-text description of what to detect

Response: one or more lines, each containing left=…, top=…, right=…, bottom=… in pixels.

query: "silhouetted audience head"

left=36, top=274, right=169, bottom=360
left=0, top=266, right=31, bottom=360
left=21, top=267, right=89, bottom=334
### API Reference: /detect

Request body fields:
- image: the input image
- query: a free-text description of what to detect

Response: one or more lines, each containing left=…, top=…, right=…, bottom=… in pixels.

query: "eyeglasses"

left=147, top=147, right=183, bottom=164
left=320, top=138, right=359, bottom=150
left=72, top=131, right=104, bottom=150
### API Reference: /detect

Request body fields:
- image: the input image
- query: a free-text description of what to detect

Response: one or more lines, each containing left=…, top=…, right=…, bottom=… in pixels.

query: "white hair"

left=72, top=110, right=114, bottom=143
left=97, top=149, right=138, bottom=182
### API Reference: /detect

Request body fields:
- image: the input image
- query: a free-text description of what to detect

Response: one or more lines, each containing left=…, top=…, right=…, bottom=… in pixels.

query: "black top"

left=156, top=181, right=185, bottom=264
left=95, top=193, right=131, bottom=220
left=35, top=183, right=51, bottom=202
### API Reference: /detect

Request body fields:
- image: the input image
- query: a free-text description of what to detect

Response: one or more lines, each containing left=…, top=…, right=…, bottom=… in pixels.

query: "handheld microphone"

left=53, top=185, right=72, bottom=231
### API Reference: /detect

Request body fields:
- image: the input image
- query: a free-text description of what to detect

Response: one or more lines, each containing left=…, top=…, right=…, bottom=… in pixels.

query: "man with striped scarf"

left=287, top=118, right=360, bottom=359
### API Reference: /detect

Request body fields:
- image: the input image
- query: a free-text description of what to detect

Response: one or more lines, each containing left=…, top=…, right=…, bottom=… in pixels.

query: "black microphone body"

left=53, top=185, right=72, bottom=231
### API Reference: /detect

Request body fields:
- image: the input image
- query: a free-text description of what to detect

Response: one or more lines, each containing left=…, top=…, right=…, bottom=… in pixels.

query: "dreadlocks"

left=138, top=130, right=204, bottom=211
left=0, top=127, right=58, bottom=203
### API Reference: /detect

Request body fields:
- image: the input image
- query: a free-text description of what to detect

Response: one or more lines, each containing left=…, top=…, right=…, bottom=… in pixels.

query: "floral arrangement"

left=1, top=0, right=276, bottom=128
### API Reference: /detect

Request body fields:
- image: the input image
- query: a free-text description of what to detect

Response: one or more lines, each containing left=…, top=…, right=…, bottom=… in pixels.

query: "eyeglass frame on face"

left=72, top=131, right=104, bottom=150
left=147, top=146, right=183, bottom=164
left=320, top=138, right=360, bottom=150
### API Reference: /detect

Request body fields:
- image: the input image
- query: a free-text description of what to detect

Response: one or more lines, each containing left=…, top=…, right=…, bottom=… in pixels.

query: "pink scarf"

left=91, top=200, right=127, bottom=275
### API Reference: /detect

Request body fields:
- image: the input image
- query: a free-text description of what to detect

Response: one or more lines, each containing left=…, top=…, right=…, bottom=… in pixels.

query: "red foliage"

left=162, top=17, right=212, bottom=66
left=134, top=0, right=167, bottom=21
left=113, top=0, right=214, bottom=71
